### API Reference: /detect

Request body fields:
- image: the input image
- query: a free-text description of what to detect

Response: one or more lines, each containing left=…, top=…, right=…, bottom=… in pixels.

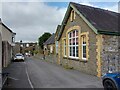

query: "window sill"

left=63, top=56, right=67, bottom=59
left=79, top=60, right=88, bottom=63
left=63, top=57, right=88, bottom=62
left=63, top=57, right=79, bottom=61
left=68, top=57, right=79, bottom=61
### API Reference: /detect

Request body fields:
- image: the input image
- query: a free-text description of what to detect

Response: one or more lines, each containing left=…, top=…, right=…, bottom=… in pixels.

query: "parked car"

left=102, top=72, right=120, bottom=90
left=14, top=53, right=25, bottom=61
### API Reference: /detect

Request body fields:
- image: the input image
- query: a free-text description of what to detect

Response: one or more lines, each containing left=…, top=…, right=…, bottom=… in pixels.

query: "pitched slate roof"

left=43, top=33, right=55, bottom=45
left=57, top=2, right=120, bottom=40
left=71, top=2, right=120, bottom=34
left=55, top=25, right=61, bottom=38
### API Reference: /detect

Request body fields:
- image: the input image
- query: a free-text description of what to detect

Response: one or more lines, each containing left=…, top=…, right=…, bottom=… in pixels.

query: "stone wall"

left=0, top=33, right=2, bottom=88
left=101, top=35, right=120, bottom=74
left=44, top=54, right=58, bottom=64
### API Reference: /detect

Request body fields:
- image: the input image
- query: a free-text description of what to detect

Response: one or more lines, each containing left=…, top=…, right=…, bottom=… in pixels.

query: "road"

left=3, top=57, right=103, bottom=88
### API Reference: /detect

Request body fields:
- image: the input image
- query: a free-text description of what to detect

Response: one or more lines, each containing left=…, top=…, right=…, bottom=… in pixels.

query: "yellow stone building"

left=56, top=2, right=120, bottom=77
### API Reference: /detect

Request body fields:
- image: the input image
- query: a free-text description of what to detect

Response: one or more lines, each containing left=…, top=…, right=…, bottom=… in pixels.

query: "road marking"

left=8, top=77, right=19, bottom=80
left=25, top=62, right=34, bottom=89
left=2, top=77, right=7, bottom=87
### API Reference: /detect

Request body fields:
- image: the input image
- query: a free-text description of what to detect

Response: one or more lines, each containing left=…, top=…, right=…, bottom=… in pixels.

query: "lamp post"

left=20, top=40, right=23, bottom=53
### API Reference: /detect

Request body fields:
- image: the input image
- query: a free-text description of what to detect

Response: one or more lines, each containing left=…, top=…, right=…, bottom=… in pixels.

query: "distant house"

left=13, top=42, right=38, bottom=56
left=0, top=19, right=16, bottom=68
left=43, top=33, right=55, bottom=55
left=56, top=2, right=120, bottom=77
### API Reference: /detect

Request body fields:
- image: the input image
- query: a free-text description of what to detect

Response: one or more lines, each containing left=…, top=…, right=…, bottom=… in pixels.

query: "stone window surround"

left=70, top=10, right=76, bottom=22
left=62, top=26, right=89, bottom=61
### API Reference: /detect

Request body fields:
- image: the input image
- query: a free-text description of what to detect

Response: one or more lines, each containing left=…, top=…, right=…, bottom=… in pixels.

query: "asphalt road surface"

left=3, top=57, right=103, bottom=89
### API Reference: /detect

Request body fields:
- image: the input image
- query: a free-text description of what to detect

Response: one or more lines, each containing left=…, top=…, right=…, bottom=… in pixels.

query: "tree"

left=38, top=32, right=51, bottom=49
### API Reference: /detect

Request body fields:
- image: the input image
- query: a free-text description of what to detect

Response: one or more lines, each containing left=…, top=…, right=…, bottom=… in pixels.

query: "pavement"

left=2, top=61, right=32, bottom=89
left=2, top=57, right=103, bottom=89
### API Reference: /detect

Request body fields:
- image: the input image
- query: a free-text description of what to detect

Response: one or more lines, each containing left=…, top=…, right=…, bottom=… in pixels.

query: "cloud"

left=2, top=2, right=66, bottom=42
left=103, top=4, right=118, bottom=12
left=78, top=1, right=118, bottom=12
left=0, top=3, right=2, bottom=18
left=118, top=1, right=120, bottom=13
left=1, top=1, right=118, bottom=43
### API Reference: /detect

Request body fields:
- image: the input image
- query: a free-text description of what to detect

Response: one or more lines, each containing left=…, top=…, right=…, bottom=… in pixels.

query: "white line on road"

left=8, top=77, right=19, bottom=80
left=25, top=62, right=34, bottom=89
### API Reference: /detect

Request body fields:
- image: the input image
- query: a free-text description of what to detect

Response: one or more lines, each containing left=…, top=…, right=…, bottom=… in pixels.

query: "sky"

left=0, top=0, right=120, bottom=43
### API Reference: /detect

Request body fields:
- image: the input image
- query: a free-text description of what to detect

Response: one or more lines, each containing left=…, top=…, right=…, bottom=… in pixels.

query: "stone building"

left=56, top=2, right=120, bottom=77
left=43, top=33, right=55, bottom=55
left=0, top=19, right=16, bottom=68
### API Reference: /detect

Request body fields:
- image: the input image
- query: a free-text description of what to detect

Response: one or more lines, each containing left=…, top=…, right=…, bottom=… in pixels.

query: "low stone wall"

left=43, top=54, right=58, bottom=64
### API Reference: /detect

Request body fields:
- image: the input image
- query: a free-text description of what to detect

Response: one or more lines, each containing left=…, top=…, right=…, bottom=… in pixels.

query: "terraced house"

left=56, top=2, right=120, bottom=77
left=0, top=19, right=16, bottom=68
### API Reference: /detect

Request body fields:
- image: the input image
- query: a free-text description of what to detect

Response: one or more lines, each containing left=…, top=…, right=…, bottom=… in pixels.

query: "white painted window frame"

left=82, top=36, right=87, bottom=60
left=56, top=41, right=58, bottom=54
left=64, top=39, right=67, bottom=57
left=68, top=30, right=79, bottom=59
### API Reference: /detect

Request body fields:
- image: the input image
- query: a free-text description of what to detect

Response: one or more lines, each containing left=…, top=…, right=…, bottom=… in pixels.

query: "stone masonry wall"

left=57, top=9, right=98, bottom=76
left=101, top=35, right=120, bottom=75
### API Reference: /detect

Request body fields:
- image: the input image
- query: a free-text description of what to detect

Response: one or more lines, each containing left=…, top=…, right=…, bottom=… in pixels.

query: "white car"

left=14, top=53, right=25, bottom=61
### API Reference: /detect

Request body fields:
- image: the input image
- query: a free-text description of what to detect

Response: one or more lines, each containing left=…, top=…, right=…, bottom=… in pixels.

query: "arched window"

left=81, top=35, right=86, bottom=60
left=68, top=30, right=79, bottom=58
left=63, top=39, right=66, bottom=56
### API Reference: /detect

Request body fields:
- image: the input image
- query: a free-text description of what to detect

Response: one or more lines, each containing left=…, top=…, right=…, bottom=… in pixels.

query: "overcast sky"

left=0, top=0, right=120, bottom=43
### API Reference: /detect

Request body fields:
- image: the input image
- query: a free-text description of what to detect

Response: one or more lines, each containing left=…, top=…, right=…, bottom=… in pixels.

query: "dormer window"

left=70, top=10, right=76, bottom=22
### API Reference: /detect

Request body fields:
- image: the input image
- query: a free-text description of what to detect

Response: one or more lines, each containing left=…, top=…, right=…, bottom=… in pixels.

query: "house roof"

left=55, top=25, right=61, bottom=38
left=71, top=2, right=120, bottom=34
left=57, top=2, right=120, bottom=40
left=43, top=33, right=55, bottom=45
left=0, top=18, right=15, bottom=34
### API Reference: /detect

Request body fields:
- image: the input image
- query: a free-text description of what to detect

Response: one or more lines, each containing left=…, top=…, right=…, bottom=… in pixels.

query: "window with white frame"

left=64, top=39, right=66, bottom=56
left=56, top=41, right=58, bottom=54
left=82, top=35, right=87, bottom=60
left=50, top=46, right=53, bottom=53
left=68, top=30, right=79, bottom=58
